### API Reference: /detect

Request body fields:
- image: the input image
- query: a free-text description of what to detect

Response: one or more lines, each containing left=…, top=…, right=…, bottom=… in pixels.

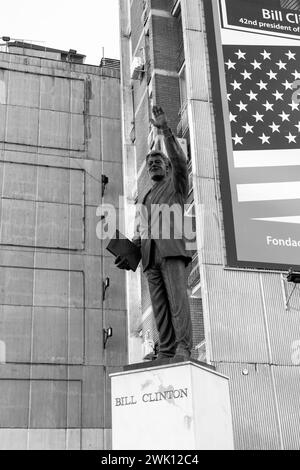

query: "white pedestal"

left=110, top=361, right=234, bottom=450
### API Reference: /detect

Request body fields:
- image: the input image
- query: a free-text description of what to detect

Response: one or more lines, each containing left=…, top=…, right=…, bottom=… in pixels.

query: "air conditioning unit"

left=130, top=56, right=145, bottom=80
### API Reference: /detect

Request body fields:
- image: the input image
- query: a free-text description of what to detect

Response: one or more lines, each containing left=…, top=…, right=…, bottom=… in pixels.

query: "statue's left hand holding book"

left=106, top=229, right=141, bottom=272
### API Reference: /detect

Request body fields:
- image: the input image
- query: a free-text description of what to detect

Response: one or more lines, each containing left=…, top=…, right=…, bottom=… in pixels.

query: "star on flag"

left=223, top=45, right=300, bottom=151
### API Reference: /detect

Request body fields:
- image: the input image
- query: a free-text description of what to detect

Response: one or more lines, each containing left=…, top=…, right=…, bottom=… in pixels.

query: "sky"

left=0, top=0, right=120, bottom=65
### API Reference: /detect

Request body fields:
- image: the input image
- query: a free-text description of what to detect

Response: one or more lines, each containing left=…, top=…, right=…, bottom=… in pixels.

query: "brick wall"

left=151, top=0, right=174, bottom=11
left=154, top=74, right=180, bottom=133
left=152, top=16, right=180, bottom=72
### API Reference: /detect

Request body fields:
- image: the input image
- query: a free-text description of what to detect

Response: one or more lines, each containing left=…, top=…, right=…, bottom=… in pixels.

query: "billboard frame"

left=203, top=0, right=300, bottom=272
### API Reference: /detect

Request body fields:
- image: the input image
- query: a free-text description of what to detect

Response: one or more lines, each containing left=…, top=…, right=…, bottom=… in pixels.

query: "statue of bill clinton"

left=116, top=106, right=193, bottom=361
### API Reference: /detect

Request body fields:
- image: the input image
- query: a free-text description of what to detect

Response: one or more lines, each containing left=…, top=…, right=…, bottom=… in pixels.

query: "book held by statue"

left=106, top=230, right=141, bottom=271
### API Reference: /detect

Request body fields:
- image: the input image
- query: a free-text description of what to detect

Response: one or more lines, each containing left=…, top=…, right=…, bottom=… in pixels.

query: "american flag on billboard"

left=223, top=45, right=300, bottom=224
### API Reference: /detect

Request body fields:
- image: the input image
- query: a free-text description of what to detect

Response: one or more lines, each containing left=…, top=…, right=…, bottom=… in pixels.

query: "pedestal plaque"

left=110, top=361, right=234, bottom=450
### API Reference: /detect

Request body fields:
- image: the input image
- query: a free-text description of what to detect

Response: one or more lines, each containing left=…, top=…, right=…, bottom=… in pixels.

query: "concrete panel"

left=39, top=110, right=70, bottom=149
left=85, top=308, right=104, bottom=365
left=82, top=428, right=104, bottom=450
left=207, top=266, right=269, bottom=363
left=217, top=363, right=280, bottom=450
left=30, top=380, right=81, bottom=429
left=30, top=364, right=68, bottom=381
left=28, top=429, right=66, bottom=450
left=34, top=269, right=84, bottom=308
left=32, top=307, right=83, bottom=364
left=101, top=77, right=120, bottom=119
left=0, top=248, right=34, bottom=268
left=37, top=166, right=71, bottom=203
left=102, top=255, right=126, bottom=311
left=82, top=366, right=105, bottom=428
left=0, top=379, right=30, bottom=427
left=8, top=71, right=40, bottom=107
left=1, top=201, right=83, bottom=251
left=0, top=305, right=31, bottom=363
left=69, top=256, right=101, bottom=309
left=0, top=104, right=6, bottom=140
left=30, top=380, right=67, bottom=428
left=71, top=79, right=85, bottom=114
left=33, top=251, right=69, bottom=271
left=67, top=381, right=82, bottom=428
left=32, top=307, right=67, bottom=363
left=104, top=428, right=112, bottom=450
left=6, top=105, right=39, bottom=145
left=102, top=161, right=123, bottom=208
left=87, top=116, right=101, bottom=159
left=2, top=162, right=37, bottom=199
left=70, top=168, right=85, bottom=205
left=70, top=113, right=85, bottom=151
left=0, top=363, right=30, bottom=380
left=0, top=69, right=7, bottom=105
left=0, top=267, right=34, bottom=306
left=66, top=429, right=81, bottom=450
left=101, top=118, right=122, bottom=163
left=69, top=204, right=85, bottom=250
left=86, top=76, right=101, bottom=117
left=104, top=310, right=127, bottom=367
left=0, top=199, right=35, bottom=246
left=69, top=308, right=85, bottom=364
left=0, top=163, right=3, bottom=197
left=81, top=159, right=102, bottom=206
left=85, top=205, right=102, bottom=255
left=40, top=75, right=70, bottom=112
left=36, top=202, right=69, bottom=248
left=0, top=429, right=28, bottom=450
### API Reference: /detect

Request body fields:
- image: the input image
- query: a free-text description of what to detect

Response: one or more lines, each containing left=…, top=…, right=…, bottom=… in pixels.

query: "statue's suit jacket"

left=133, top=128, right=193, bottom=271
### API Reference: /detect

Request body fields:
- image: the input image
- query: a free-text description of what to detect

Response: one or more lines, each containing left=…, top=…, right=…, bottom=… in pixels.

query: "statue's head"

left=146, top=150, right=170, bottom=182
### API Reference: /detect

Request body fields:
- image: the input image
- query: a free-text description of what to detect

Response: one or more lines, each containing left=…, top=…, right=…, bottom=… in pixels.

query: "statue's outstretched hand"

left=115, top=255, right=131, bottom=271
left=150, top=105, right=168, bottom=130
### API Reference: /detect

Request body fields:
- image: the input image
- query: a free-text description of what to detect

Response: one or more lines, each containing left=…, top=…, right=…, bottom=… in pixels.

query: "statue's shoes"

left=172, top=348, right=191, bottom=362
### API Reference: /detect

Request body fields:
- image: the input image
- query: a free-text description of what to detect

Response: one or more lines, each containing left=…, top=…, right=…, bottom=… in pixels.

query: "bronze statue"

left=116, top=106, right=193, bottom=361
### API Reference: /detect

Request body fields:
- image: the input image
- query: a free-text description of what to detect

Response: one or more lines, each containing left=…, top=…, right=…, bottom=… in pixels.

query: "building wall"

left=120, top=0, right=300, bottom=450
left=0, top=49, right=125, bottom=449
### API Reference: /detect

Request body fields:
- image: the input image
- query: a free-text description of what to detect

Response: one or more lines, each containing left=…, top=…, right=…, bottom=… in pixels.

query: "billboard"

left=205, top=0, right=300, bottom=270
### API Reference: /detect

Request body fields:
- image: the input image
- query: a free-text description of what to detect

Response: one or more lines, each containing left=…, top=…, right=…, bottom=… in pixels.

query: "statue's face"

left=147, top=154, right=168, bottom=182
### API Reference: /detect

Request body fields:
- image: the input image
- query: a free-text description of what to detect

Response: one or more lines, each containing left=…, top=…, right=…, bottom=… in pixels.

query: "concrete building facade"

left=119, top=0, right=300, bottom=450
left=0, top=42, right=125, bottom=449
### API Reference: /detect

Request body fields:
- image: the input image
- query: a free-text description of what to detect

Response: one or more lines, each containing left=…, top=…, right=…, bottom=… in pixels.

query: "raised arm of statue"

left=151, top=105, right=189, bottom=199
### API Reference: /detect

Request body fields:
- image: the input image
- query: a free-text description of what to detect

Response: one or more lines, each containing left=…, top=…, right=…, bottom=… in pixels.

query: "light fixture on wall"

left=103, top=277, right=110, bottom=301
left=102, top=175, right=109, bottom=197
left=285, top=268, right=300, bottom=310
left=103, top=327, right=113, bottom=349
left=287, top=269, right=300, bottom=284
